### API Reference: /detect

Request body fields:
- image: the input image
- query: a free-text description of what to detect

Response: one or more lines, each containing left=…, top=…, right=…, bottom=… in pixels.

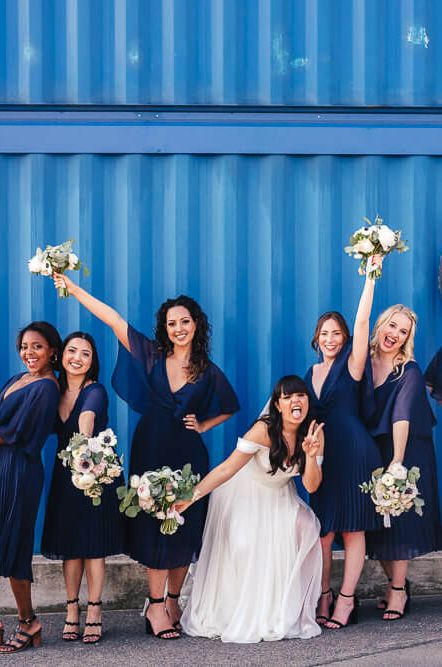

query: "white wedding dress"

left=180, top=438, right=323, bottom=643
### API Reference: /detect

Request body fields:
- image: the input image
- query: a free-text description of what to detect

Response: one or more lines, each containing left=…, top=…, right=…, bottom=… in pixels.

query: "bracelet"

left=192, top=489, right=202, bottom=503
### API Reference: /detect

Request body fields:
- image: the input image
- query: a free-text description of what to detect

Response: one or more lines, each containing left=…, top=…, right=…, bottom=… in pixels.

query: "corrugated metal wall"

left=1, top=1, right=442, bottom=550
left=0, top=0, right=441, bottom=106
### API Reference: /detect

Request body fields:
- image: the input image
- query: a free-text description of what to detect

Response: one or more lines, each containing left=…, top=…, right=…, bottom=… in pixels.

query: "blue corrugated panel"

left=0, top=0, right=441, bottom=106
left=0, top=154, right=442, bottom=548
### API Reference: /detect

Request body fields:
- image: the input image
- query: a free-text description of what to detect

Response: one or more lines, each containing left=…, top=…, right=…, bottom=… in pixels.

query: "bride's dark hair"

left=259, top=375, right=312, bottom=476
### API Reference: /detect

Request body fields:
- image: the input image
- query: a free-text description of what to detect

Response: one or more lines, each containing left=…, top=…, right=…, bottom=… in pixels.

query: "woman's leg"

left=316, top=531, right=335, bottom=623
left=383, top=560, right=409, bottom=620
left=165, top=565, right=189, bottom=626
left=83, top=558, right=105, bottom=642
left=0, top=578, right=41, bottom=651
left=326, top=530, right=365, bottom=628
left=376, top=559, right=393, bottom=609
left=62, top=559, right=84, bottom=638
left=146, top=568, right=180, bottom=638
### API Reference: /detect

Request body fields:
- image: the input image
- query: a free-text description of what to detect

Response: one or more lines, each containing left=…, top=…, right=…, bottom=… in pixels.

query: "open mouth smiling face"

left=276, top=392, right=309, bottom=424
left=379, top=313, right=412, bottom=354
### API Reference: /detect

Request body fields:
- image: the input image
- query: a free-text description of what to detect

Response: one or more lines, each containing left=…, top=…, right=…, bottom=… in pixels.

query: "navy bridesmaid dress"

left=41, top=383, right=124, bottom=559
left=366, top=361, right=442, bottom=560
left=425, top=347, right=442, bottom=402
left=0, top=375, right=59, bottom=581
left=112, top=324, right=240, bottom=569
left=305, top=341, right=382, bottom=536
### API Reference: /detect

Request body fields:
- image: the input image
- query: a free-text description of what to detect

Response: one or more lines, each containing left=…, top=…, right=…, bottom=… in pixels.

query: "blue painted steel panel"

left=0, top=154, right=442, bottom=549
left=0, top=0, right=441, bottom=106
left=4, top=111, right=442, bottom=154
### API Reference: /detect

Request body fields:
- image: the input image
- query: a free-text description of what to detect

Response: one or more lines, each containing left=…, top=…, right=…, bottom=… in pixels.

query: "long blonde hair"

left=370, top=304, right=417, bottom=377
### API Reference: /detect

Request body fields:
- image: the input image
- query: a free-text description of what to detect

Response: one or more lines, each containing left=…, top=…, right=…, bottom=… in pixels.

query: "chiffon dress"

left=111, top=324, right=240, bottom=569
left=365, top=362, right=442, bottom=560
left=425, top=347, right=442, bottom=402
left=0, top=375, right=59, bottom=581
left=180, top=437, right=322, bottom=643
left=41, top=383, right=124, bottom=559
left=305, top=341, right=382, bottom=535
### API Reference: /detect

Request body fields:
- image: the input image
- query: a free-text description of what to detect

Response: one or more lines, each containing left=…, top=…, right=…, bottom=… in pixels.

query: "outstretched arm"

left=174, top=420, right=268, bottom=513
left=348, top=255, right=381, bottom=381
left=53, top=272, right=129, bottom=350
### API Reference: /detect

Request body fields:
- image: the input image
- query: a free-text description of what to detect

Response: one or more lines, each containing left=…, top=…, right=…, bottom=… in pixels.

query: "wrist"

left=191, top=489, right=202, bottom=503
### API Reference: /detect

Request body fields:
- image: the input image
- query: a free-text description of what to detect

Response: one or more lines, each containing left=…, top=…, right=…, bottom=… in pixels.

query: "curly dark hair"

left=16, top=321, right=62, bottom=371
left=259, top=375, right=313, bottom=476
left=155, top=295, right=211, bottom=382
left=58, top=331, right=100, bottom=395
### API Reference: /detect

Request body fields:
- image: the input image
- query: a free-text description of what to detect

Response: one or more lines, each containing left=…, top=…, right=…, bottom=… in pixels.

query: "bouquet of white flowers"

left=360, top=462, right=424, bottom=527
left=59, top=428, right=123, bottom=506
left=28, top=240, right=87, bottom=297
left=117, top=464, right=200, bottom=535
left=344, top=215, right=408, bottom=279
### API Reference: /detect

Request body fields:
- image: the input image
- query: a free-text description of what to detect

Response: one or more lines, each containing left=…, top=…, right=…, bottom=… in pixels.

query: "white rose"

left=388, top=462, right=407, bottom=480
left=88, top=437, right=101, bottom=453
left=72, top=472, right=95, bottom=490
left=137, top=484, right=153, bottom=502
left=156, top=511, right=166, bottom=520
left=381, top=473, right=395, bottom=487
left=28, top=255, right=44, bottom=273
left=377, top=225, right=397, bottom=251
left=353, top=238, right=375, bottom=255
left=68, top=253, right=79, bottom=270
left=130, top=474, right=141, bottom=489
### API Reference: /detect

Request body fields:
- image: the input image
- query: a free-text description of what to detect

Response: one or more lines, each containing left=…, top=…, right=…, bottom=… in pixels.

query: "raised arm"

left=54, top=273, right=129, bottom=350
left=348, top=255, right=381, bottom=380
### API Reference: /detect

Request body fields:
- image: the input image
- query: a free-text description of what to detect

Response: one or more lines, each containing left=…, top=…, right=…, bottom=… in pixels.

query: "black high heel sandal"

left=376, top=577, right=392, bottom=610
left=0, top=614, right=42, bottom=654
left=145, top=597, right=180, bottom=640
left=383, top=584, right=410, bottom=621
left=62, top=597, right=81, bottom=641
left=316, top=589, right=336, bottom=625
left=325, top=591, right=359, bottom=629
left=83, top=600, right=103, bottom=644
left=166, top=592, right=182, bottom=631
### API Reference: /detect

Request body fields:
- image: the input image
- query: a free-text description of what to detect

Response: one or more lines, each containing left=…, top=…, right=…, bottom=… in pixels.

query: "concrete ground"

left=1, top=595, right=441, bottom=667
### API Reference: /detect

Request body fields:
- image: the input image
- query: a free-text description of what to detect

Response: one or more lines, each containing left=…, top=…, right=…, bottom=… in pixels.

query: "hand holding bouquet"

left=59, top=428, right=123, bottom=506
left=117, top=464, right=200, bottom=535
left=28, top=240, right=87, bottom=298
left=344, top=215, right=408, bottom=279
left=360, top=462, right=424, bottom=527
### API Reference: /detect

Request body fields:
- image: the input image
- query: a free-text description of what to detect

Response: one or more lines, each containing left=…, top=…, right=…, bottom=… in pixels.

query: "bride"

left=176, top=375, right=324, bottom=643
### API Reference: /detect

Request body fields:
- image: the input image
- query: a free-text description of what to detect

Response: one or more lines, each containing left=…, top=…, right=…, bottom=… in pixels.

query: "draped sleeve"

left=370, top=362, right=436, bottom=438
left=425, top=348, right=442, bottom=402
left=0, top=379, right=59, bottom=459
left=236, top=437, right=264, bottom=454
left=79, top=383, right=108, bottom=420
left=197, top=362, right=240, bottom=421
left=111, top=324, right=162, bottom=414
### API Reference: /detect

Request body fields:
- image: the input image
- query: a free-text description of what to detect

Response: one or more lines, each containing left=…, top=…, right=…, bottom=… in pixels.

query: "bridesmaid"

left=366, top=306, right=442, bottom=620
left=0, top=321, right=60, bottom=654
left=41, top=332, right=124, bottom=644
left=305, top=258, right=383, bottom=630
left=425, top=347, right=442, bottom=405
left=52, top=273, right=240, bottom=640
